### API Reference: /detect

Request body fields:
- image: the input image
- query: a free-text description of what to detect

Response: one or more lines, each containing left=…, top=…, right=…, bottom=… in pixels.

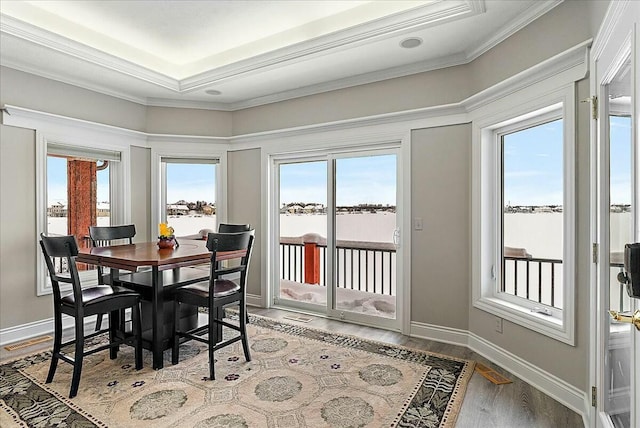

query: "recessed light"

left=400, top=37, right=422, bottom=49
left=205, top=89, right=222, bottom=95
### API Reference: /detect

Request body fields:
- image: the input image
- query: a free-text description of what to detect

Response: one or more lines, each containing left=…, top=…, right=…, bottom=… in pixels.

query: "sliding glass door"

left=273, top=148, right=402, bottom=330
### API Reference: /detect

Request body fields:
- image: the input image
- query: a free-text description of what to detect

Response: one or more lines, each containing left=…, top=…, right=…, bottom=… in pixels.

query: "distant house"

left=202, top=205, right=215, bottom=215
left=97, top=202, right=110, bottom=217
left=48, top=202, right=66, bottom=217
left=167, top=204, right=189, bottom=215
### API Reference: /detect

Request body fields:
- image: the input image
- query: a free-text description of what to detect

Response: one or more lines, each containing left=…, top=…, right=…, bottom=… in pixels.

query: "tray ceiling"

left=0, top=0, right=562, bottom=110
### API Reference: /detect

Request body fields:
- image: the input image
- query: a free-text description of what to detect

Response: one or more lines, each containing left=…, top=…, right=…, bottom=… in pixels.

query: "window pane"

left=47, top=154, right=111, bottom=274
left=501, top=118, right=563, bottom=308
left=47, top=155, right=111, bottom=237
left=165, top=162, right=216, bottom=236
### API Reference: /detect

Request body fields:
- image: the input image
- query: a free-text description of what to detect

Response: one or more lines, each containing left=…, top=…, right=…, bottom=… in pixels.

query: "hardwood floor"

left=1, top=307, right=584, bottom=427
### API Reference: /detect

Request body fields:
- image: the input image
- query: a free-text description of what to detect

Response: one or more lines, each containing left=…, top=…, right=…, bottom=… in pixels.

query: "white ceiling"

left=0, top=0, right=562, bottom=110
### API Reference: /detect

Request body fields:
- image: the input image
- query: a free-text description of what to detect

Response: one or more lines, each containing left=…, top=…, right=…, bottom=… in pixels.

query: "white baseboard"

left=410, top=320, right=469, bottom=347
left=246, top=293, right=263, bottom=308
left=410, top=321, right=589, bottom=427
left=0, top=315, right=98, bottom=347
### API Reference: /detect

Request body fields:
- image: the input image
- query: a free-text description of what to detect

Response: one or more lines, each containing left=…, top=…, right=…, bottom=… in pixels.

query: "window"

left=500, top=117, right=564, bottom=313
left=150, top=145, right=227, bottom=239
left=161, top=158, right=218, bottom=236
left=473, top=86, right=576, bottom=344
left=37, top=140, right=129, bottom=295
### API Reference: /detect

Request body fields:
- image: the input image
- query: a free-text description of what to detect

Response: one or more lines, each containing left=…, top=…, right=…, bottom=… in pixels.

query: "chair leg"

left=171, top=300, right=180, bottom=365
left=94, top=313, right=103, bottom=331
left=239, top=301, right=251, bottom=362
left=208, top=307, right=216, bottom=380
left=109, top=310, right=119, bottom=359
left=132, top=302, right=143, bottom=370
left=46, top=309, right=63, bottom=384
left=69, top=318, right=85, bottom=398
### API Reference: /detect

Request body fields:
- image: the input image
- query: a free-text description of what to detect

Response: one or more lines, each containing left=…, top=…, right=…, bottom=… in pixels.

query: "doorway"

left=272, top=148, right=403, bottom=331
left=592, top=4, right=639, bottom=427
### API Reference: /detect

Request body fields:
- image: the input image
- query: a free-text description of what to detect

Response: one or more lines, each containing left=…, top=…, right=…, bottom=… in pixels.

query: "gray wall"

left=226, top=149, right=262, bottom=296
left=0, top=125, right=52, bottom=326
left=411, top=124, right=471, bottom=331
left=146, top=106, right=232, bottom=136
left=130, top=145, right=151, bottom=241
left=0, top=67, right=147, bottom=131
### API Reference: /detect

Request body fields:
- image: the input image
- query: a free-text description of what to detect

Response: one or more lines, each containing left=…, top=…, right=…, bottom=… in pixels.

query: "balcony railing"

left=280, top=234, right=396, bottom=296
left=502, top=256, right=563, bottom=308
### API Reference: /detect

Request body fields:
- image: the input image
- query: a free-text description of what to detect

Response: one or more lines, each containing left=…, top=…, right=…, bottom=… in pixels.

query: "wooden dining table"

left=78, top=240, right=245, bottom=369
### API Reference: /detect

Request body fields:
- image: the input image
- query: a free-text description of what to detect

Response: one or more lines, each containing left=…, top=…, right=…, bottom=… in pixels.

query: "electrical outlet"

left=494, top=317, right=503, bottom=333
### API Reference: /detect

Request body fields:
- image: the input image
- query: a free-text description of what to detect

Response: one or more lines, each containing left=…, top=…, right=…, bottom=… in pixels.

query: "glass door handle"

left=393, top=228, right=400, bottom=247
left=609, top=309, right=640, bottom=331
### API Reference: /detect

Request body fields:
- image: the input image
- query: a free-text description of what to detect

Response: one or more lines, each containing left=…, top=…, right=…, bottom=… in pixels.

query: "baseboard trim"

left=246, top=293, right=263, bottom=308
left=0, top=315, right=98, bottom=347
left=410, top=321, right=588, bottom=426
left=410, top=320, right=469, bottom=347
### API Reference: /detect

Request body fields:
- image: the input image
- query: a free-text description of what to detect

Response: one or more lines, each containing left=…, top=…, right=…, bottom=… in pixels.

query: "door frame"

left=326, top=148, right=403, bottom=330
left=262, top=129, right=412, bottom=335
left=590, top=1, right=640, bottom=427
left=268, top=145, right=404, bottom=331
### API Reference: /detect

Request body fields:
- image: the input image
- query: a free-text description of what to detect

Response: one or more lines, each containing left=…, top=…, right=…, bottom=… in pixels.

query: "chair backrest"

left=218, top=223, right=251, bottom=233
left=206, top=230, right=255, bottom=287
left=39, top=234, right=83, bottom=304
left=89, top=225, right=136, bottom=284
left=89, top=224, right=136, bottom=247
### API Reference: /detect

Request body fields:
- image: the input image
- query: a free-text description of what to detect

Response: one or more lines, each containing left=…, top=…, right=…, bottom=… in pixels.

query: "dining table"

left=77, top=240, right=245, bottom=369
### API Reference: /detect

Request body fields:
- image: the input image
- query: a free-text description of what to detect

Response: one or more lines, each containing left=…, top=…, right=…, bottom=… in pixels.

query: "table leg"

left=152, top=266, right=164, bottom=370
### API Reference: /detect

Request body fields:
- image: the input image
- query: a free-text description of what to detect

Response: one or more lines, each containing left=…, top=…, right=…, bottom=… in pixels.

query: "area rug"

left=0, top=314, right=474, bottom=427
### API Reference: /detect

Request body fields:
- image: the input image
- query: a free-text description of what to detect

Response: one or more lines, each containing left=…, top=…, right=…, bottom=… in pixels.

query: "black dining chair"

left=88, top=224, right=136, bottom=331
left=218, top=223, right=251, bottom=323
left=171, top=230, right=254, bottom=380
left=39, top=234, right=143, bottom=398
left=218, top=223, right=251, bottom=233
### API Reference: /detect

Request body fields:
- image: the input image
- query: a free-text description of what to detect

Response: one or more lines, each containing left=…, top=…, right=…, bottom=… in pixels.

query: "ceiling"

left=0, top=0, right=562, bottom=111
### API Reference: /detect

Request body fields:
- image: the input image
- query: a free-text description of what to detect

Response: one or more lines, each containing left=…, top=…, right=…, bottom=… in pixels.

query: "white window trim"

left=1, top=108, right=142, bottom=296
left=472, top=84, right=576, bottom=345
left=149, top=141, right=229, bottom=238
left=260, top=124, right=412, bottom=334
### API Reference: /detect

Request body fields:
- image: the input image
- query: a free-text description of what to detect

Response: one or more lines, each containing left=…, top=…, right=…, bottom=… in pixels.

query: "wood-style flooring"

left=0, top=307, right=584, bottom=427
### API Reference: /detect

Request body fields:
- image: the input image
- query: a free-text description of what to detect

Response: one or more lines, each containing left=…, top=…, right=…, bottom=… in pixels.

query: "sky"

left=278, top=154, right=397, bottom=206
left=502, top=119, right=564, bottom=206
left=46, top=117, right=632, bottom=208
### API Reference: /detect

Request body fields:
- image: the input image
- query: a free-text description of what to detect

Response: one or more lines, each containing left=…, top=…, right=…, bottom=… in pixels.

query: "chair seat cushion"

left=178, top=279, right=240, bottom=299
left=61, top=285, right=139, bottom=306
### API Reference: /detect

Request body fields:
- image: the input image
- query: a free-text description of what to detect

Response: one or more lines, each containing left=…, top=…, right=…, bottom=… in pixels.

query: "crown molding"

left=465, top=0, right=562, bottom=61
left=0, top=1, right=567, bottom=112
left=0, top=57, right=151, bottom=106
left=463, top=39, right=591, bottom=112
left=227, top=53, right=470, bottom=110
left=146, top=97, right=233, bottom=112
left=178, top=1, right=485, bottom=92
left=0, top=14, right=177, bottom=90
left=590, top=0, right=630, bottom=61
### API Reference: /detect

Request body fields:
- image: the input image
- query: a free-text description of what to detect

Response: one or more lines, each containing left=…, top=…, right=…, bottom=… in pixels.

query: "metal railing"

left=502, top=256, right=563, bottom=308
left=280, top=236, right=396, bottom=296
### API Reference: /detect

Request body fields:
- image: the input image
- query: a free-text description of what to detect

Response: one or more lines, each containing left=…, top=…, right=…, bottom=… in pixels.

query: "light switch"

left=414, top=217, right=423, bottom=230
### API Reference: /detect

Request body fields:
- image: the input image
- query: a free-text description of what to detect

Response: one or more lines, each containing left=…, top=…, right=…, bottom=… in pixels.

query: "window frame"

left=36, top=134, right=131, bottom=296
left=472, top=84, right=576, bottom=345
left=150, top=143, right=228, bottom=239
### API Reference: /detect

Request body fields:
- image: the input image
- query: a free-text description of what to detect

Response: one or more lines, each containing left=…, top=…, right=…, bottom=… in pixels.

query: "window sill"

left=473, top=296, right=574, bottom=345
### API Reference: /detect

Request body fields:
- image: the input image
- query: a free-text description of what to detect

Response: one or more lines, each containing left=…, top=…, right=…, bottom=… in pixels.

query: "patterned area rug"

left=0, top=314, right=474, bottom=427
